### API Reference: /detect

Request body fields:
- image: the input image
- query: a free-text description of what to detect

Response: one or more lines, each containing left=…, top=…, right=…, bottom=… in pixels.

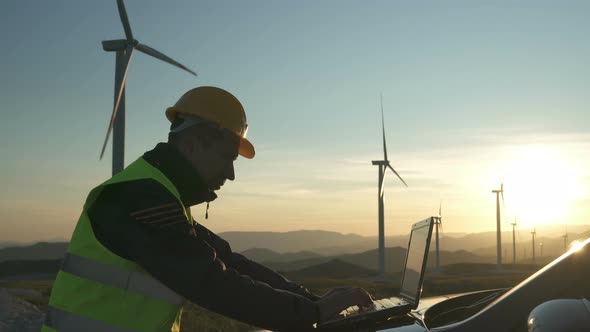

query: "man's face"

left=185, top=132, right=239, bottom=191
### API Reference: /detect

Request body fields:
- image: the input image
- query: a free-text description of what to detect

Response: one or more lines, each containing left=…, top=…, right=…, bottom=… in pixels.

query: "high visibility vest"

left=42, top=158, right=191, bottom=332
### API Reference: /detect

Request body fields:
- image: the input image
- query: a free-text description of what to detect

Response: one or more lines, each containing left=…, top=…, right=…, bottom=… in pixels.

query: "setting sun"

left=501, top=145, right=583, bottom=227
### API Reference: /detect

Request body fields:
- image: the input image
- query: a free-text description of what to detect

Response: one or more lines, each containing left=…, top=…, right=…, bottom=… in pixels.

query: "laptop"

left=318, top=217, right=434, bottom=329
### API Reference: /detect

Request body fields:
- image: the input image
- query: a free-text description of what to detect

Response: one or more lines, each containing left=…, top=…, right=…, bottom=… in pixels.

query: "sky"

left=1, top=0, right=589, bottom=243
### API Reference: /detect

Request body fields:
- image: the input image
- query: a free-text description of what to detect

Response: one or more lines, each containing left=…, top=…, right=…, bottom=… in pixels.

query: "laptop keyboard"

left=341, top=297, right=409, bottom=317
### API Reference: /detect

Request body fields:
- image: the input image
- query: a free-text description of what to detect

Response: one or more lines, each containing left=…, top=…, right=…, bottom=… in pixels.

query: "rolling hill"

left=0, top=242, right=68, bottom=263
left=250, top=247, right=493, bottom=274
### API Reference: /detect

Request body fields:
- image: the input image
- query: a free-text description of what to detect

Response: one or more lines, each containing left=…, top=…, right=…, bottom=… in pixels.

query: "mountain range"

left=244, top=247, right=493, bottom=274
left=219, top=225, right=590, bottom=256
left=0, top=242, right=68, bottom=262
left=0, top=225, right=588, bottom=265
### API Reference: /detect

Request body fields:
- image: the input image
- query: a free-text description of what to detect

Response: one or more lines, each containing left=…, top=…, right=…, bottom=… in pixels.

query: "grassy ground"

left=0, top=265, right=538, bottom=331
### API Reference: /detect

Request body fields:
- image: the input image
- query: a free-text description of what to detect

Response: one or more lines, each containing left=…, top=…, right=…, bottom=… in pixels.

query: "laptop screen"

left=399, top=217, right=434, bottom=304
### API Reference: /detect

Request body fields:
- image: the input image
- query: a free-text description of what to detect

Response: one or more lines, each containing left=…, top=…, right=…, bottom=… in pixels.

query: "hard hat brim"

left=165, top=107, right=177, bottom=123
left=239, top=137, right=255, bottom=159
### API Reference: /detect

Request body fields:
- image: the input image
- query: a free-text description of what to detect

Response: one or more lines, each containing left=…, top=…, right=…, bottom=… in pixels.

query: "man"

left=43, top=86, right=373, bottom=332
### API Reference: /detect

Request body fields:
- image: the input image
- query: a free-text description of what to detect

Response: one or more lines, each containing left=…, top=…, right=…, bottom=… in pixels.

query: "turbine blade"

left=117, top=0, right=134, bottom=41
left=438, top=200, right=442, bottom=218
left=387, top=163, right=408, bottom=187
left=100, top=47, right=134, bottom=160
left=135, top=43, right=197, bottom=76
left=381, top=94, right=388, bottom=161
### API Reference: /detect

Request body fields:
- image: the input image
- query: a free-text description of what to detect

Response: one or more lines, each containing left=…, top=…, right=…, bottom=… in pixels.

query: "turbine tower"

left=433, top=201, right=443, bottom=272
left=372, top=94, right=408, bottom=278
left=510, top=218, right=517, bottom=266
left=562, top=232, right=569, bottom=252
left=491, top=183, right=505, bottom=270
left=531, top=229, right=537, bottom=264
left=100, top=0, right=197, bottom=175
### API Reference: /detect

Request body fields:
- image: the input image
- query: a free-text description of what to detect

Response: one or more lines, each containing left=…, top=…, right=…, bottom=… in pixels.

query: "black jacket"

left=87, top=143, right=320, bottom=331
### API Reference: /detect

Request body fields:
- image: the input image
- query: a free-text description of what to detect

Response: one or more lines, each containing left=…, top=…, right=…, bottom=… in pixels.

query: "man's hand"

left=316, top=287, right=373, bottom=323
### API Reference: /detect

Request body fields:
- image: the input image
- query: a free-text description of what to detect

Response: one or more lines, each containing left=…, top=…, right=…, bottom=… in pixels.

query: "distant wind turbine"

left=562, top=225, right=569, bottom=252
left=491, top=182, right=505, bottom=270
left=100, top=0, right=197, bottom=175
left=510, top=218, right=517, bottom=266
left=372, top=94, right=408, bottom=278
left=531, top=228, right=537, bottom=264
left=434, top=201, right=443, bottom=272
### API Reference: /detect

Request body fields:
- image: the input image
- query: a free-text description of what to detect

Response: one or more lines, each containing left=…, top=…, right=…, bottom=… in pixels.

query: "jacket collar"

left=142, top=143, right=217, bottom=207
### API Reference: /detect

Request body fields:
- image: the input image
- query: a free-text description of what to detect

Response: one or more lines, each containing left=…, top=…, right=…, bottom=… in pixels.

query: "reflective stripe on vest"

left=61, top=252, right=184, bottom=306
left=45, top=306, right=134, bottom=332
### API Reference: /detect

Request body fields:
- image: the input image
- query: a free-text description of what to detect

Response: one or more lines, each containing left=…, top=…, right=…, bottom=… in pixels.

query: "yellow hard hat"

left=166, top=86, right=255, bottom=159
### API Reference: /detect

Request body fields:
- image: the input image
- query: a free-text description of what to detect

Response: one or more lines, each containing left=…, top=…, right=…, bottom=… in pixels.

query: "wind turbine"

left=510, top=218, right=517, bottom=266
left=100, top=0, right=197, bottom=175
left=433, top=201, right=443, bottom=272
left=491, top=182, right=505, bottom=270
left=371, top=94, right=408, bottom=278
left=562, top=225, right=569, bottom=252
left=531, top=228, right=537, bottom=264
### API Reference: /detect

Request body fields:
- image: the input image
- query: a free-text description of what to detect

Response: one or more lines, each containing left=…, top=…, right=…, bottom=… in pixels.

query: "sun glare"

left=501, top=145, right=582, bottom=227
left=570, top=240, right=585, bottom=253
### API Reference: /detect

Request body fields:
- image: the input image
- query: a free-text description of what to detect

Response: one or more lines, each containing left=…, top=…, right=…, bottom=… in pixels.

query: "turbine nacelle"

left=491, top=182, right=505, bottom=208
left=102, top=39, right=139, bottom=51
